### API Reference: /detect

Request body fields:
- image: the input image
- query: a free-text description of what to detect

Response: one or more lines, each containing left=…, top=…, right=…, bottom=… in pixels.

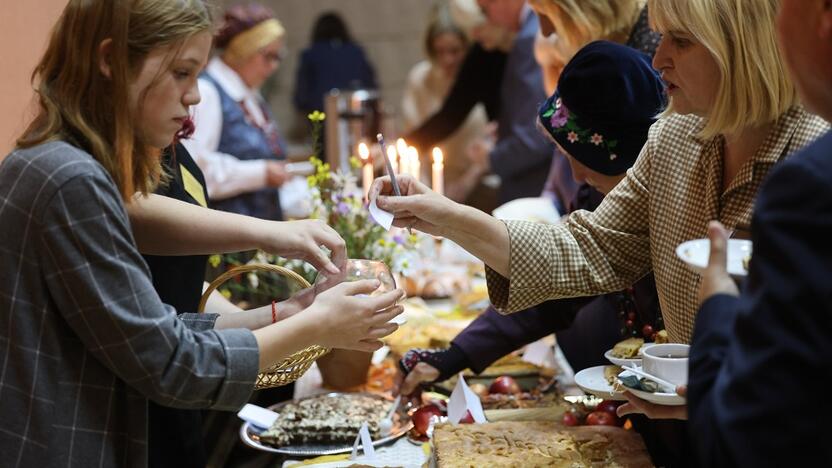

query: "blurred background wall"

left=0, top=1, right=67, bottom=158
left=0, top=1, right=434, bottom=157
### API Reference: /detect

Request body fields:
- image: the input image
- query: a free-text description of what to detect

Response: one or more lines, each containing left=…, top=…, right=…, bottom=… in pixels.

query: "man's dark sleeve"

left=405, top=45, right=506, bottom=150
left=688, top=154, right=832, bottom=467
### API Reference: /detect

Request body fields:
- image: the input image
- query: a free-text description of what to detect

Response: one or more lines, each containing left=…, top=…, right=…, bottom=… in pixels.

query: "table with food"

left=231, top=235, right=667, bottom=468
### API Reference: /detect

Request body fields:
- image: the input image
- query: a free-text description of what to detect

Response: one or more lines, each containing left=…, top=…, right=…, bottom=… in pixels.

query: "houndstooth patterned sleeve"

left=487, top=141, right=654, bottom=313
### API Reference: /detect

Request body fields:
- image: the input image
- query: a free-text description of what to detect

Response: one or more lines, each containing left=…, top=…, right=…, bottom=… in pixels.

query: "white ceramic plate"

left=675, top=238, right=752, bottom=278
left=623, top=386, right=686, bottom=406
left=603, top=349, right=642, bottom=367
left=574, top=366, right=626, bottom=401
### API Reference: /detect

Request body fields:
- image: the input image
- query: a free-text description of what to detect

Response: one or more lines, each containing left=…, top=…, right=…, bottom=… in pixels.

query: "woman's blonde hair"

left=17, top=0, right=213, bottom=200
left=649, top=0, right=797, bottom=138
left=530, top=0, right=645, bottom=60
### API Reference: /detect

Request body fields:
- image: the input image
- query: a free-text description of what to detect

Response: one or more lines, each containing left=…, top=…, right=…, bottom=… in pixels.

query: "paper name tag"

left=237, top=403, right=278, bottom=430
left=522, top=338, right=556, bottom=369
left=447, top=374, right=487, bottom=424
left=350, top=421, right=376, bottom=460
left=369, top=197, right=394, bottom=230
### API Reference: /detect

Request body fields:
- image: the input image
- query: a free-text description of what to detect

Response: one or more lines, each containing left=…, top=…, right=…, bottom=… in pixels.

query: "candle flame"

left=358, top=142, right=370, bottom=160
left=432, top=147, right=443, bottom=164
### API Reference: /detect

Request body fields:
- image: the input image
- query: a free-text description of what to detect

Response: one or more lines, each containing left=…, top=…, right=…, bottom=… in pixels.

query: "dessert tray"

left=240, top=392, right=412, bottom=456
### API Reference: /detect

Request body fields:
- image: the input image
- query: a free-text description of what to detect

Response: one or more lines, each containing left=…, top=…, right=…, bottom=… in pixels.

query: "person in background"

left=407, top=0, right=552, bottom=206
left=0, top=1, right=404, bottom=466
left=401, top=2, right=489, bottom=205
left=529, top=0, right=659, bottom=215
left=183, top=3, right=289, bottom=220
left=681, top=0, right=832, bottom=465
left=293, top=12, right=377, bottom=117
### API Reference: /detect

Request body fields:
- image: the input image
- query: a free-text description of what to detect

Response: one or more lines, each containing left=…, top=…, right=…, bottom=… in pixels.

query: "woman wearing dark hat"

left=396, top=41, right=684, bottom=466
left=182, top=3, right=290, bottom=221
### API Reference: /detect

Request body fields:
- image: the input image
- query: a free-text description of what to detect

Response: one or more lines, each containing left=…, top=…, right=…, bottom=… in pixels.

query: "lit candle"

left=396, top=138, right=408, bottom=160
left=431, top=147, right=444, bottom=195
left=387, top=145, right=398, bottom=174
left=408, top=146, right=421, bottom=181
left=358, top=142, right=372, bottom=199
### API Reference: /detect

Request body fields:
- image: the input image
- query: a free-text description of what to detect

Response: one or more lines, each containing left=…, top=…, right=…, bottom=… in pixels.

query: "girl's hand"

left=258, top=219, right=347, bottom=276
left=304, top=280, right=405, bottom=352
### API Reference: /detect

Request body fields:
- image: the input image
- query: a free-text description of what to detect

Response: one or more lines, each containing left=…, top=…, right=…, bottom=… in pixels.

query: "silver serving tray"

left=240, top=392, right=412, bottom=456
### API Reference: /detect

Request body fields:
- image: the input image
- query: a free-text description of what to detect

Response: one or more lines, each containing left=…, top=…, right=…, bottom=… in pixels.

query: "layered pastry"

left=611, top=338, right=644, bottom=359
left=433, top=421, right=653, bottom=467
left=604, top=365, right=623, bottom=386
left=259, top=394, right=389, bottom=447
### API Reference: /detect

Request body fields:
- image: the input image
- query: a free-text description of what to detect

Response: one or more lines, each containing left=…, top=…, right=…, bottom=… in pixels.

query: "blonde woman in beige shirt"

left=373, top=0, right=828, bottom=357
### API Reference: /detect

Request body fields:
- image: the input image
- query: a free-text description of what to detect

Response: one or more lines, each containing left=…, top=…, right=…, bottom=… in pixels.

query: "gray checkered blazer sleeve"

left=40, top=172, right=259, bottom=409
left=0, top=142, right=262, bottom=466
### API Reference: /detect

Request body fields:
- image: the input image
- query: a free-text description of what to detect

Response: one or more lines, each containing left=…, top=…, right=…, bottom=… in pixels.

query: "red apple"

left=586, top=410, right=619, bottom=426
left=594, top=399, right=622, bottom=416
left=411, top=404, right=443, bottom=436
left=562, top=411, right=580, bottom=426
left=459, top=410, right=475, bottom=424
left=489, top=376, right=522, bottom=395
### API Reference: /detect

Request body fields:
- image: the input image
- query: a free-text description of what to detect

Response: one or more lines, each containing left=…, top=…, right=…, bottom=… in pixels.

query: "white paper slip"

left=522, top=338, right=556, bottom=369
left=350, top=421, right=376, bottom=460
left=447, top=374, right=487, bottom=424
left=237, top=403, right=278, bottom=430
left=369, top=197, right=394, bottom=230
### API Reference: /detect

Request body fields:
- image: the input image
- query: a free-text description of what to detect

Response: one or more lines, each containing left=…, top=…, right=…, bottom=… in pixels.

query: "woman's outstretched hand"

left=369, top=175, right=461, bottom=237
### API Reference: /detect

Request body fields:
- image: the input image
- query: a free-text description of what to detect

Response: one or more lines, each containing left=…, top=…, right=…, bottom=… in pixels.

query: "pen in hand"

left=376, top=133, right=409, bottom=233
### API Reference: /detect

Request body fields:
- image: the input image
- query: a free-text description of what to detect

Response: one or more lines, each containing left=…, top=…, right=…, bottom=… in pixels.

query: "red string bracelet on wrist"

left=271, top=300, right=278, bottom=323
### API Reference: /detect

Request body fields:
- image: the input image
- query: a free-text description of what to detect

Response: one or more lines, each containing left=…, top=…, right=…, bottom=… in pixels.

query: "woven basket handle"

left=198, top=263, right=312, bottom=313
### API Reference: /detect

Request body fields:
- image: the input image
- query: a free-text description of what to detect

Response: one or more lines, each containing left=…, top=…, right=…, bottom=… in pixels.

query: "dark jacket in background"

left=293, top=40, right=377, bottom=113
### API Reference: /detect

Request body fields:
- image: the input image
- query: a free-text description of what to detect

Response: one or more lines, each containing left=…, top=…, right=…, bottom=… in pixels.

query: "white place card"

left=350, top=421, right=376, bottom=460
left=237, top=403, right=278, bottom=430
left=447, top=374, right=487, bottom=424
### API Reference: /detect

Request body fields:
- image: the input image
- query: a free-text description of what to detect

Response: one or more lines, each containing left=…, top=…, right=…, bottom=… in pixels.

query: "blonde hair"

left=17, top=0, right=213, bottom=200
left=530, top=0, right=645, bottom=60
left=649, top=0, right=798, bottom=138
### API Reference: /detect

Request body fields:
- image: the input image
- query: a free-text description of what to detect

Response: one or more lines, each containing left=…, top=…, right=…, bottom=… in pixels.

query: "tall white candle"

left=408, top=146, right=421, bottom=182
left=358, top=142, right=372, bottom=200
left=431, top=147, right=444, bottom=196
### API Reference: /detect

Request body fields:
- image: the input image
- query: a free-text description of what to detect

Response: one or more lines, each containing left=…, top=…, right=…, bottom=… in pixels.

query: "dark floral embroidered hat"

left=539, top=41, right=666, bottom=176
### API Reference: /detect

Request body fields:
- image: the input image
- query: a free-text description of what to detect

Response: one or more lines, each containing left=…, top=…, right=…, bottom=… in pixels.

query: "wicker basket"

left=199, top=263, right=330, bottom=389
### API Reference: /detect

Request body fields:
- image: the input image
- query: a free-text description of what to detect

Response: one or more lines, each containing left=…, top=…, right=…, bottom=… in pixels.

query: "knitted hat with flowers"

left=538, top=41, right=666, bottom=176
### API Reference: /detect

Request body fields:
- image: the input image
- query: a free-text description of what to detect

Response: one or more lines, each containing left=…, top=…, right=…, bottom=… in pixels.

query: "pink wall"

left=0, top=1, right=67, bottom=158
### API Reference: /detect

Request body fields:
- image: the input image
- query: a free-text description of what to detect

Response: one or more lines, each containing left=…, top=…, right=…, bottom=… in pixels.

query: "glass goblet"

left=344, top=259, right=397, bottom=296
